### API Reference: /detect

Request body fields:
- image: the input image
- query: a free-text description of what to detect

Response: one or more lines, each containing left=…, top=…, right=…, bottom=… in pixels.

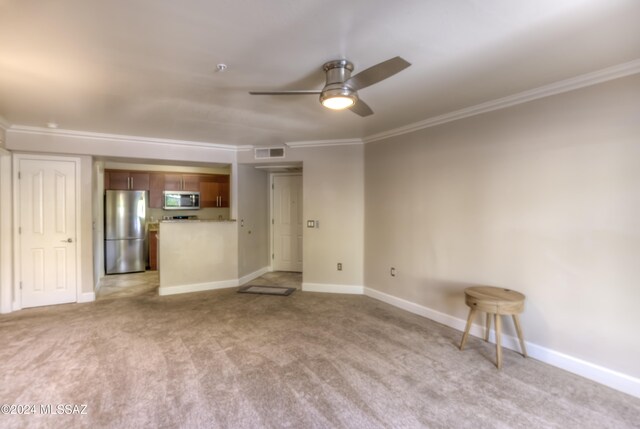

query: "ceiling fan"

left=249, top=56, right=411, bottom=117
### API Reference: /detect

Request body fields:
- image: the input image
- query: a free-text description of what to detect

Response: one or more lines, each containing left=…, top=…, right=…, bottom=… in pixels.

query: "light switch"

left=307, top=220, right=315, bottom=228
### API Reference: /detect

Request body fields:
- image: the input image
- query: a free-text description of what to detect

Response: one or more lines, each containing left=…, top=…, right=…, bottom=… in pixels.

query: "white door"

left=272, top=174, right=302, bottom=272
left=17, top=157, right=78, bottom=308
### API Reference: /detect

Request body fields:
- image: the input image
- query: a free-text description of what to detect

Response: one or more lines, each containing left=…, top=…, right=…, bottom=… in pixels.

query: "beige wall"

left=302, top=146, right=364, bottom=287
left=365, top=74, right=640, bottom=378
left=159, top=221, right=238, bottom=292
left=238, top=144, right=365, bottom=288
left=236, top=165, right=269, bottom=277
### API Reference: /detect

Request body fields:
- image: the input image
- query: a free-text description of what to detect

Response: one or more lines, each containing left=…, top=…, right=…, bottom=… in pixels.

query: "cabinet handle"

left=130, top=177, right=134, bottom=189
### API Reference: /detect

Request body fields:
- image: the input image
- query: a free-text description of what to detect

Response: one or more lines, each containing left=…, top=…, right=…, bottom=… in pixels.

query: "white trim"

left=78, top=292, right=95, bottom=303
left=286, top=138, right=363, bottom=148
left=4, top=60, right=640, bottom=152
left=363, top=287, right=640, bottom=399
left=0, top=149, right=12, bottom=314
left=364, top=287, right=465, bottom=329
left=158, top=279, right=238, bottom=296
left=8, top=125, right=252, bottom=152
left=12, top=154, right=83, bottom=310
left=270, top=173, right=304, bottom=272
left=302, top=282, right=364, bottom=294
left=363, top=58, right=640, bottom=144
left=238, top=266, right=270, bottom=286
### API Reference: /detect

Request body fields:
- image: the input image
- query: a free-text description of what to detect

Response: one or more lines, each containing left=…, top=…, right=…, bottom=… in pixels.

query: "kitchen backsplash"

left=148, top=207, right=230, bottom=221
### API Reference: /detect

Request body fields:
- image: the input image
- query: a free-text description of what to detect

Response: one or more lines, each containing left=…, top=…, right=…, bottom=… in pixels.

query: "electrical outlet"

left=337, top=263, right=342, bottom=271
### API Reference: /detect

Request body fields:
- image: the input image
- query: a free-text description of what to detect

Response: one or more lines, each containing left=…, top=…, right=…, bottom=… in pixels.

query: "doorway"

left=14, top=154, right=81, bottom=308
left=271, top=174, right=302, bottom=272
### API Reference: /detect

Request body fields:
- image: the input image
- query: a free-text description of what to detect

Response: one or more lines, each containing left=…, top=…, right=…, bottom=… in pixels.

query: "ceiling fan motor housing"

left=323, top=59, right=354, bottom=85
left=320, top=60, right=358, bottom=106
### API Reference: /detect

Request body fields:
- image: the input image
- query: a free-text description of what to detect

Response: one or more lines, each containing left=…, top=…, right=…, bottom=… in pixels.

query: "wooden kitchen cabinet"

left=129, top=172, right=150, bottom=190
left=218, top=176, right=230, bottom=207
left=182, top=175, right=200, bottom=191
left=105, top=170, right=150, bottom=191
left=149, top=230, right=159, bottom=271
left=105, top=169, right=230, bottom=208
left=163, top=174, right=182, bottom=191
left=199, top=174, right=230, bottom=208
left=163, top=173, right=200, bottom=191
left=105, top=170, right=129, bottom=190
left=149, top=173, right=164, bottom=208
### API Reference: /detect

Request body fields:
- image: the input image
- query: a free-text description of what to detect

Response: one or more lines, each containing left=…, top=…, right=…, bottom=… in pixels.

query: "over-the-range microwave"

left=163, top=191, right=200, bottom=210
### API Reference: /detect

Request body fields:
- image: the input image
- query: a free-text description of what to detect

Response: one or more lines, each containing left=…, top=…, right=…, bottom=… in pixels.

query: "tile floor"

left=97, top=270, right=302, bottom=300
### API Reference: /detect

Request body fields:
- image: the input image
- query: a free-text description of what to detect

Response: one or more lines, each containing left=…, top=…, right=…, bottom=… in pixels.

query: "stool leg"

left=495, top=314, right=502, bottom=369
left=485, top=313, right=491, bottom=342
left=512, top=314, right=527, bottom=358
left=459, top=308, right=477, bottom=351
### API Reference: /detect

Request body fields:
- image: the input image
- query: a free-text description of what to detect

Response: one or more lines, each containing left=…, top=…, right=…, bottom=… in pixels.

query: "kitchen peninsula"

left=158, top=219, right=238, bottom=295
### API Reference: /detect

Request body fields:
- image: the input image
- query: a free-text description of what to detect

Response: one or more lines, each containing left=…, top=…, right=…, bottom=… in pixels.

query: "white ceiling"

left=1, top=0, right=639, bottom=147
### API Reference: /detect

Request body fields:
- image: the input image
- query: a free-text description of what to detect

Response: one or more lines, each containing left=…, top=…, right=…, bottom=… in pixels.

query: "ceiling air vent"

left=255, top=147, right=285, bottom=159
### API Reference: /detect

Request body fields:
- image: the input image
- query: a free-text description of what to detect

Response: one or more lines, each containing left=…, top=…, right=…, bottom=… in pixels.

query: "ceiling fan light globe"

left=322, top=96, right=356, bottom=110
left=320, top=86, right=357, bottom=110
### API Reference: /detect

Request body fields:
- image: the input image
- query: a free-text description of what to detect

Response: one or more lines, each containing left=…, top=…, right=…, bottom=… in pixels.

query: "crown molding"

left=363, top=58, right=640, bottom=144
left=4, top=59, right=639, bottom=150
left=7, top=125, right=253, bottom=152
left=286, top=138, right=363, bottom=148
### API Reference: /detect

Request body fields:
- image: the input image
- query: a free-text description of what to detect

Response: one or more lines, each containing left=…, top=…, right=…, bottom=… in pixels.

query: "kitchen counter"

left=158, top=220, right=238, bottom=296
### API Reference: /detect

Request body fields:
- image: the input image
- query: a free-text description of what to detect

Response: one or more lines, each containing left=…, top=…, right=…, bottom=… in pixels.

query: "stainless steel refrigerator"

left=105, top=190, right=147, bottom=274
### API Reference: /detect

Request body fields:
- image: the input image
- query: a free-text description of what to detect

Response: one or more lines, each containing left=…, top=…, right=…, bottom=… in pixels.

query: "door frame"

left=12, top=153, right=83, bottom=311
left=0, top=148, right=12, bottom=314
left=270, top=172, right=303, bottom=272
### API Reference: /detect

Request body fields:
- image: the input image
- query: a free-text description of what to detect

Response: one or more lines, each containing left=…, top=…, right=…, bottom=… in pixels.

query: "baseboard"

left=238, top=266, right=270, bottom=286
left=364, top=286, right=640, bottom=399
left=159, top=279, right=238, bottom=296
left=158, top=267, right=271, bottom=297
left=78, top=292, right=96, bottom=303
left=302, top=282, right=364, bottom=294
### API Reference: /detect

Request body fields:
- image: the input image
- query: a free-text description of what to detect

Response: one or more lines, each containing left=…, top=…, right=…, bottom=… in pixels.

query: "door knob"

left=61, top=238, right=73, bottom=243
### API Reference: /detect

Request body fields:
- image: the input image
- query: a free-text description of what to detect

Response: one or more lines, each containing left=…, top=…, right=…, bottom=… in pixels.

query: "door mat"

left=237, top=285, right=296, bottom=296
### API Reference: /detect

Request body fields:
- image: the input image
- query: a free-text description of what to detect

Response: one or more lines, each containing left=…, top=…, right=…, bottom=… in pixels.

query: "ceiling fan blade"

left=249, top=90, right=322, bottom=95
left=345, top=56, right=411, bottom=91
left=349, top=99, right=374, bottom=117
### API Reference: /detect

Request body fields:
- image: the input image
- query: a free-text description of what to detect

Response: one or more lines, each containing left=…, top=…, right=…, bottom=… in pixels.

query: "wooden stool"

left=459, top=286, right=527, bottom=369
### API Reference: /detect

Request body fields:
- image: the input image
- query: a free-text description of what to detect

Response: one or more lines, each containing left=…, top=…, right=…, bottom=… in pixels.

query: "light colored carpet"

left=1, top=275, right=639, bottom=428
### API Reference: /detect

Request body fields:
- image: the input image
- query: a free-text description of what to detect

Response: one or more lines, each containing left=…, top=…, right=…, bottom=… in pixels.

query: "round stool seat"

left=459, top=286, right=527, bottom=369
left=465, top=287, right=525, bottom=314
